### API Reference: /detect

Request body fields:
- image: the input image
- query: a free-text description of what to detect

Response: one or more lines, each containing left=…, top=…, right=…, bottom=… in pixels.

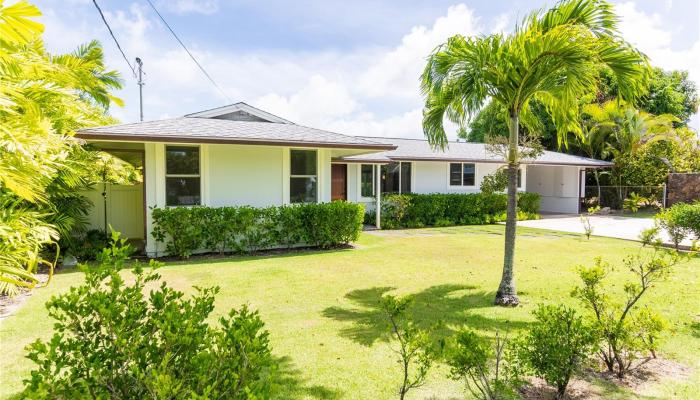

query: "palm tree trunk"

left=495, top=112, right=520, bottom=307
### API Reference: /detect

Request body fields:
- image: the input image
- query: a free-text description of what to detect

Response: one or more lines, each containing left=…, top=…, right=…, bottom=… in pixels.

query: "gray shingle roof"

left=339, top=137, right=612, bottom=167
left=77, top=118, right=395, bottom=150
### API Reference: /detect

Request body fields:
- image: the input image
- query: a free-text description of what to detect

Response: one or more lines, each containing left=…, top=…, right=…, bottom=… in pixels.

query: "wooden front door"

left=331, top=163, right=347, bottom=201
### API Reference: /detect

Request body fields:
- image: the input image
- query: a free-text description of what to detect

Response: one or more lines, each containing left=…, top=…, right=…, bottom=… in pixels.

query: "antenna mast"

left=136, top=57, right=144, bottom=122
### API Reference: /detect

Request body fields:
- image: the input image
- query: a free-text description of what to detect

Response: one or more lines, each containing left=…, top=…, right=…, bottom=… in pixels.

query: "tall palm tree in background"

left=421, top=0, right=650, bottom=306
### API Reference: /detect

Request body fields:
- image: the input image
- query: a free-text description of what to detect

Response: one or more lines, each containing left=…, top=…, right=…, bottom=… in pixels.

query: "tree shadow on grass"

left=273, top=356, right=342, bottom=399
left=322, top=284, right=529, bottom=346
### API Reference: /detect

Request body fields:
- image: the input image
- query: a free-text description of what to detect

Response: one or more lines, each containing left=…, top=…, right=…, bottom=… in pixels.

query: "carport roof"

left=338, top=137, right=613, bottom=167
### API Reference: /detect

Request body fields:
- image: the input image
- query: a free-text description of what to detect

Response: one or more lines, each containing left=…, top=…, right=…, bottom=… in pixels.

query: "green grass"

left=1, top=225, right=699, bottom=399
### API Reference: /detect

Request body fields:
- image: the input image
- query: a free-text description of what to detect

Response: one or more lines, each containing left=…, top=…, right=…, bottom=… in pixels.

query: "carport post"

left=375, top=165, right=381, bottom=229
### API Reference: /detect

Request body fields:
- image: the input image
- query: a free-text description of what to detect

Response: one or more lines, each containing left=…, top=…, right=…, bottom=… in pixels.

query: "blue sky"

left=34, top=0, right=700, bottom=137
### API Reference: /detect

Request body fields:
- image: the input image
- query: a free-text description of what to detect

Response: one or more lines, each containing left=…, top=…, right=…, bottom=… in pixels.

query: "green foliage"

left=67, top=228, right=111, bottom=260
left=622, top=192, right=649, bottom=213
left=445, top=331, right=519, bottom=400
left=656, top=202, right=700, bottom=249
left=480, top=169, right=508, bottom=195
left=23, top=231, right=277, bottom=399
left=571, top=242, right=690, bottom=377
left=151, top=202, right=365, bottom=258
left=641, top=68, right=699, bottom=125
left=380, top=192, right=540, bottom=229
left=380, top=295, right=436, bottom=400
left=0, top=1, right=139, bottom=294
left=514, top=305, right=597, bottom=399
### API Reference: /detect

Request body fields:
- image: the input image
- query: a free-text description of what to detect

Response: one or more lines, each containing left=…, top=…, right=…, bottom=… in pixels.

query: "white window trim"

left=448, top=162, right=477, bottom=188
left=164, top=144, right=202, bottom=207
left=289, top=148, right=319, bottom=204
left=360, top=164, right=377, bottom=199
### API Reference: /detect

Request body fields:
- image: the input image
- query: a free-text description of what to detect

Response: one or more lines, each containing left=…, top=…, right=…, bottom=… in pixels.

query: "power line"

left=144, top=0, right=232, bottom=103
left=91, top=0, right=137, bottom=78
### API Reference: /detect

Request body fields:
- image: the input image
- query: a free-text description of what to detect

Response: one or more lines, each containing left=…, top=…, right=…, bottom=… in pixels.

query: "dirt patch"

left=0, top=274, right=49, bottom=321
left=520, top=376, right=603, bottom=399
left=593, top=357, right=693, bottom=391
left=519, top=357, right=693, bottom=399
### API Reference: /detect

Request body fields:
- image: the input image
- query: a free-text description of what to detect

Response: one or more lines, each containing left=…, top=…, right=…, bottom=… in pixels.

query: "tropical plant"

left=571, top=241, right=691, bottom=377
left=622, top=192, right=649, bottom=213
left=445, top=330, right=519, bottom=400
left=0, top=0, right=138, bottom=293
left=513, top=304, right=597, bottom=399
left=380, top=295, right=436, bottom=400
left=421, top=0, right=650, bottom=305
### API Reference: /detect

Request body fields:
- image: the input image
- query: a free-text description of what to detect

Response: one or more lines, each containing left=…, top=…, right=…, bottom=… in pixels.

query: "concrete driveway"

left=516, top=214, right=694, bottom=248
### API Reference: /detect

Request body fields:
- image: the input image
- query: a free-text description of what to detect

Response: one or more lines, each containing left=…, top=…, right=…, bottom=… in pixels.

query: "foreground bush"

left=23, top=232, right=276, bottom=399
left=152, top=201, right=364, bottom=258
left=514, top=305, right=597, bottom=399
left=446, top=330, right=519, bottom=400
left=571, top=237, right=691, bottom=378
left=379, top=192, right=540, bottom=229
left=380, top=295, right=437, bottom=400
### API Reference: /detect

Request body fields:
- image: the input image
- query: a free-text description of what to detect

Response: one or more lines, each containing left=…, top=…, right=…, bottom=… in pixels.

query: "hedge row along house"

left=76, top=102, right=611, bottom=256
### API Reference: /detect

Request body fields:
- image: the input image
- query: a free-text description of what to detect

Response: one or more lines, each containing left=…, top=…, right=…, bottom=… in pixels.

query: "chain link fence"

left=582, top=185, right=665, bottom=211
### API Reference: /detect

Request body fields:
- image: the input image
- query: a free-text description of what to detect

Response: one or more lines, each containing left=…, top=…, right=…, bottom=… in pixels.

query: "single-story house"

left=76, top=102, right=611, bottom=256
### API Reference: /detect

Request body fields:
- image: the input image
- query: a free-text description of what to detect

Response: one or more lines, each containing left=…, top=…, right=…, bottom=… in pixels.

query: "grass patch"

left=1, top=225, right=698, bottom=399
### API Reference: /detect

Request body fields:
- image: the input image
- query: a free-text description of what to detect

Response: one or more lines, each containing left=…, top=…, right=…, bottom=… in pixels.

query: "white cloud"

left=36, top=0, right=698, bottom=137
left=161, top=0, right=219, bottom=15
left=615, top=1, right=699, bottom=129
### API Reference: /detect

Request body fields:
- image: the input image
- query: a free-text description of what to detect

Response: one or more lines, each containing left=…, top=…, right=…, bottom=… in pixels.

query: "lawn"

left=1, top=225, right=699, bottom=399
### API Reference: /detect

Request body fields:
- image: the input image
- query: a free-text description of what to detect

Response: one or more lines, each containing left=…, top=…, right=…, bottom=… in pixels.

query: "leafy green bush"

left=380, top=192, right=540, bottom=229
left=23, top=231, right=277, bottom=399
left=514, top=305, right=597, bottom=399
left=152, top=202, right=364, bottom=258
left=480, top=168, right=508, bottom=194
left=67, top=228, right=110, bottom=260
left=656, top=202, right=700, bottom=248
left=571, top=240, right=691, bottom=378
left=445, top=330, right=519, bottom=400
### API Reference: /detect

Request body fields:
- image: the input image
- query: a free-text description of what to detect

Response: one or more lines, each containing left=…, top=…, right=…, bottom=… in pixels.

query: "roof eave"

left=75, top=132, right=397, bottom=151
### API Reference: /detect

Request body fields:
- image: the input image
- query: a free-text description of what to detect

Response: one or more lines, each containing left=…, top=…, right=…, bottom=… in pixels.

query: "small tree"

left=381, top=295, right=435, bottom=400
left=580, top=206, right=600, bottom=240
left=446, top=330, right=519, bottom=400
left=514, top=305, right=597, bottom=399
left=571, top=243, right=690, bottom=377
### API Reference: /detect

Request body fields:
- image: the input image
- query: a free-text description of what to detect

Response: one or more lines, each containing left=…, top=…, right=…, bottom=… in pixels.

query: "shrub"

left=381, top=295, right=436, bottom=400
left=23, top=232, right=276, bottom=399
left=446, top=330, right=519, bottom=400
left=656, top=202, right=700, bottom=248
left=151, top=202, right=364, bottom=258
left=480, top=169, right=508, bottom=194
left=66, top=228, right=110, bottom=260
left=380, top=192, right=540, bottom=229
left=514, top=305, right=597, bottom=399
left=571, top=241, right=691, bottom=378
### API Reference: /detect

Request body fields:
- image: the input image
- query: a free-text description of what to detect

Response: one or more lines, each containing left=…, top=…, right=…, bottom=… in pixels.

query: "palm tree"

left=421, top=0, right=650, bottom=306
left=577, top=102, right=616, bottom=204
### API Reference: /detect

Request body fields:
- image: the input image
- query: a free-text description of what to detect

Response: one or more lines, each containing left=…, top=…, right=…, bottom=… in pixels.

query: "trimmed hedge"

left=375, top=192, right=541, bottom=229
left=151, top=202, right=364, bottom=258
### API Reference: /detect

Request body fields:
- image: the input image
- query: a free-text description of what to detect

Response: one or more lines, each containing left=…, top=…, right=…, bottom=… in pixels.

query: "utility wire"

left=144, top=0, right=232, bottom=102
left=91, top=0, right=137, bottom=78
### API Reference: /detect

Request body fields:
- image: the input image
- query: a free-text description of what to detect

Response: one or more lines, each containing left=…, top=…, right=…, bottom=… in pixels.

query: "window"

left=290, top=149, right=317, bottom=203
left=361, top=164, right=375, bottom=197
left=165, top=146, right=200, bottom=206
left=381, top=162, right=411, bottom=194
left=449, top=163, right=476, bottom=187
left=517, top=168, right=522, bottom=189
